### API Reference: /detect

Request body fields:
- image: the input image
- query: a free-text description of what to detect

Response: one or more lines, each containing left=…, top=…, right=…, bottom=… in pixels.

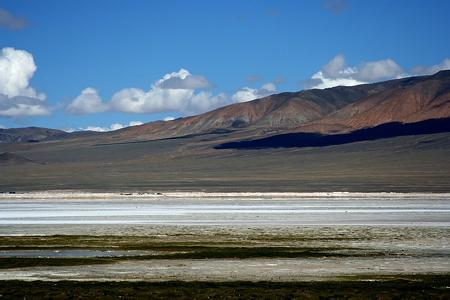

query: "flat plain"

left=2, top=131, right=450, bottom=193
left=0, top=192, right=448, bottom=298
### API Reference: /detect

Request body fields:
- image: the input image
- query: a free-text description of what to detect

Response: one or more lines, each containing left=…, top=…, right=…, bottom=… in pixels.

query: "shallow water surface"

left=0, top=193, right=448, bottom=281
left=0, top=193, right=449, bottom=226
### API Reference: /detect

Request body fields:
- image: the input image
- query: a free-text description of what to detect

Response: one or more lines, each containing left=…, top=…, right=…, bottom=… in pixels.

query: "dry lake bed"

left=0, top=192, right=449, bottom=298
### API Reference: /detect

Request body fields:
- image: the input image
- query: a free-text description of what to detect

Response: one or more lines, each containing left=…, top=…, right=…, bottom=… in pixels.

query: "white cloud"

left=70, top=68, right=225, bottom=116
left=307, top=71, right=365, bottom=89
left=357, top=59, right=404, bottom=82
left=411, top=58, right=450, bottom=76
left=0, top=47, right=49, bottom=117
left=322, top=54, right=349, bottom=78
left=262, top=83, right=276, bottom=91
left=0, top=47, right=43, bottom=99
left=163, top=116, right=175, bottom=121
left=156, top=68, right=212, bottom=89
left=306, top=54, right=450, bottom=90
left=69, top=69, right=282, bottom=116
left=67, top=87, right=108, bottom=114
left=231, top=88, right=257, bottom=103
left=110, top=68, right=222, bottom=115
left=183, top=91, right=227, bottom=115
left=67, top=121, right=144, bottom=132
left=0, top=8, right=27, bottom=30
left=110, top=123, right=125, bottom=131
left=83, top=126, right=110, bottom=132
left=128, top=121, right=143, bottom=126
left=231, top=82, right=277, bottom=103
left=0, top=95, right=50, bottom=117
left=110, top=86, right=194, bottom=114
left=305, top=54, right=405, bottom=89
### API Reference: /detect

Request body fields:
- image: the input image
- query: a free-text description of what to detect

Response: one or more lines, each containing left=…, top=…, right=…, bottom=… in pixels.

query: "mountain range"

left=1, top=70, right=449, bottom=192
left=2, top=70, right=449, bottom=144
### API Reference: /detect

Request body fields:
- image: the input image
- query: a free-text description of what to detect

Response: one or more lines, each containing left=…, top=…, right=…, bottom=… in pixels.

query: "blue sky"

left=0, top=0, right=449, bottom=131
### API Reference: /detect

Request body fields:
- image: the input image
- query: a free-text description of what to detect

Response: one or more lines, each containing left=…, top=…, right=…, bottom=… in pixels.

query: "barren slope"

left=294, top=71, right=450, bottom=133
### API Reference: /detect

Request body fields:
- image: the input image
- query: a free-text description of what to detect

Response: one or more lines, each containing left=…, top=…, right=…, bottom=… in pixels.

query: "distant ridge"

left=0, top=127, right=67, bottom=143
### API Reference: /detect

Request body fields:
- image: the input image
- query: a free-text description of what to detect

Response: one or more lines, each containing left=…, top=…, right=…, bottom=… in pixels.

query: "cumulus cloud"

left=156, top=68, right=212, bottom=89
left=128, top=120, right=143, bottom=126
left=0, top=8, right=27, bottom=30
left=110, top=86, right=193, bottom=114
left=411, top=58, right=450, bottom=76
left=110, top=69, right=224, bottom=115
left=163, top=116, right=175, bottom=121
left=0, top=47, right=49, bottom=117
left=67, top=88, right=108, bottom=114
left=357, top=59, right=404, bottom=82
left=304, top=54, right=406, bottom=89
left=305, top=54, right=450, bottom=90
left=84, top=125, right=117, bottom=132
left=231, top=82, right=277, bottom=103
left=322, top=54, right=348, bottom=78
left=66, top=121, right=143, bottom=132
left=306, top=71, right=365, bottom=90
left=183, top=91, right=227, bottom=115
left=70, top=68, right=226, bottom=116
left=0, top=94, right=50, bottom=117
left=0, top=47, right=43, bottom=99
left=69, top=68, right=282, bottom=116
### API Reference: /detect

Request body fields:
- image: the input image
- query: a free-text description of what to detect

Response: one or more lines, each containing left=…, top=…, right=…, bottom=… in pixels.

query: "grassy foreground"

left=0, top=276, right=449, bottom=299
left=0, top=231, right=448, bottom=298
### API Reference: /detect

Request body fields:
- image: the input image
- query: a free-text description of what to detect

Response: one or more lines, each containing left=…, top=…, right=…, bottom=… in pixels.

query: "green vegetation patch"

left=1, top=234, right=443, bottom=268
left=131, top=246, right=386, bottom=260
left=0, top=275, right=449, bottom=299
left=0, top=257, right=114, bottom=269
left=0, top=246, right=389, bottom=269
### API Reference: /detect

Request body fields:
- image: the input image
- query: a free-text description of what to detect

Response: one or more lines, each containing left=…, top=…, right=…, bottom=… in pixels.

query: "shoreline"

left=1, top=190, right=450, bottom=200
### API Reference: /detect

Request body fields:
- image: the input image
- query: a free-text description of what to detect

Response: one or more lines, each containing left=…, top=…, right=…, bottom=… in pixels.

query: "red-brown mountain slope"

left=293, top=70, right=450, bottom=133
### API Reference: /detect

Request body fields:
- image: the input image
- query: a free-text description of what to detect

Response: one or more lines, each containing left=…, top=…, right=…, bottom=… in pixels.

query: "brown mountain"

left=110, top=70, right=450, bottom=142
left=0, top=127, right=67, bottom=143
left=292, top=70, right=450, bottom=134
left=110, top=87, right=372, bottom=141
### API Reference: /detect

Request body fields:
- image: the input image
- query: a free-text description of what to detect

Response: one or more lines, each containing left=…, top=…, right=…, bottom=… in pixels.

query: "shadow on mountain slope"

left=215, top=118, right=450, bottom=150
